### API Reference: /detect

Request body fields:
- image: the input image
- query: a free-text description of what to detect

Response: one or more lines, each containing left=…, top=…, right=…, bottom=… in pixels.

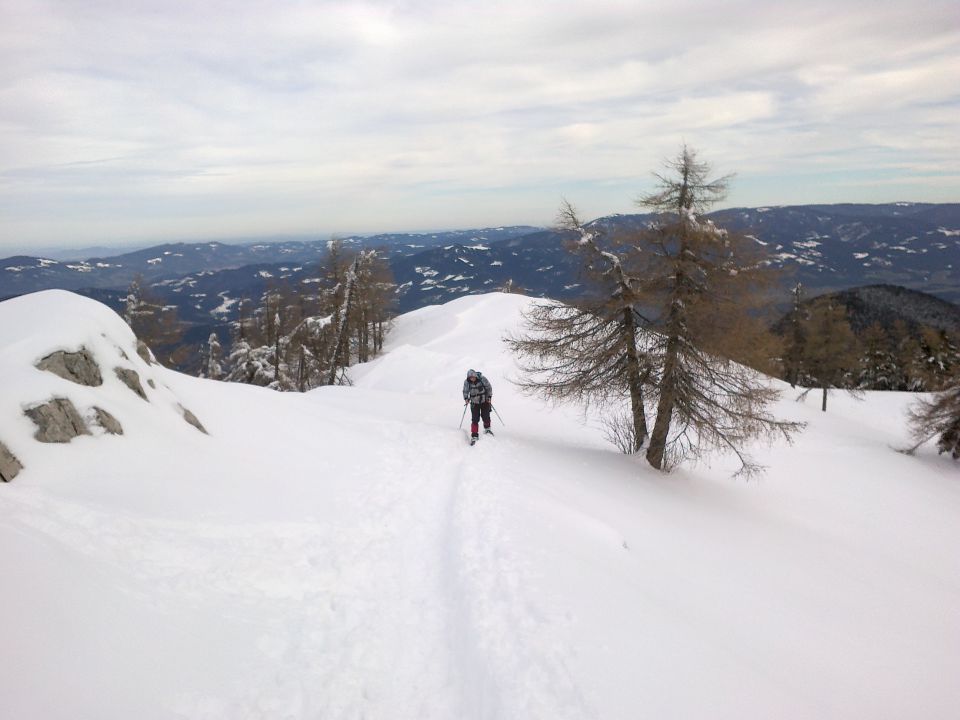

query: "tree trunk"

left=297, top=345, right=307, bottom=392
left=646, top=249, right=687, bottom=470
left=622, top=307, right=648, bottom=450
left=646, top=333, right=679, bottom=469
left=821, top=386, right=828, bottom=412
left=360, top=308, right=370, bottom=363
left=327, top=259, right=359, bottom=385
left=273, top=333, right=281, bottom=385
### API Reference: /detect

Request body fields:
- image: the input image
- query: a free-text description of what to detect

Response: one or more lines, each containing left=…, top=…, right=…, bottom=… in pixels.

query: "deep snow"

left=1, top=289, right=958, bottom=719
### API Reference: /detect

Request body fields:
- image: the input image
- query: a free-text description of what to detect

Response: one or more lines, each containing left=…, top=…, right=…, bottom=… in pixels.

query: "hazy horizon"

left=4, top=199, right=958, bottom=260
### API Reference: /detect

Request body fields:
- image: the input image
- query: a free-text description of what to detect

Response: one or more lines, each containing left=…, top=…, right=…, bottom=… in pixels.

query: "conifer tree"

left=222, top=242, right=393, bottom=391
left=782, top=283, right=807, bottom=389
left=891, top=320, right=921, bottom=391
left=510, top=146, right=802, bottom=474
left=507, top=200, right=651, bottom=452
left=203, top=332, right=224, bottom=380
left=857, top=323, right=898, bottom=390
left=637, top=146, right=801, bottom=474
left=916, top=328, right=960, bottom=391
left=798, top=300, right=860, bottom=411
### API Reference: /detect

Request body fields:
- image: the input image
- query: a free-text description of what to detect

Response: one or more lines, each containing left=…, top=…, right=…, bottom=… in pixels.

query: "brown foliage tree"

left=797, top=300, right=860, bottom=411
left=635, top=147, right=801, bottom=476
left=905, top=385, right=960, bottom=459
left=510, top=146, right=802, bottom=476
left=506, top=200, right=651, bottom=452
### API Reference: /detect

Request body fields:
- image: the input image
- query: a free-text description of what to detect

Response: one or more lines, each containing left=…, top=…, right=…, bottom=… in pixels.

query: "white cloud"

left=0, top=0, right=958, bottom=249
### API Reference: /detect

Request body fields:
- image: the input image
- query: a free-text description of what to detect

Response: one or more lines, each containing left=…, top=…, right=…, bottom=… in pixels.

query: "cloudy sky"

left=1, top=0, right=958, bottom=253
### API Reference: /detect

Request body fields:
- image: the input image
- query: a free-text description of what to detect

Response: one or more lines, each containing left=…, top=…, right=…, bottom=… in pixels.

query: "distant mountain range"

left=3, top=203, right=959, bottom=358
left=0, top=226, right=541, bottom=298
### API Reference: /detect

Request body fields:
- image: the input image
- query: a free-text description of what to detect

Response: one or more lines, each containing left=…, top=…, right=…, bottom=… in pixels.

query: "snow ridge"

left=1, top=290, right=959, bottom=719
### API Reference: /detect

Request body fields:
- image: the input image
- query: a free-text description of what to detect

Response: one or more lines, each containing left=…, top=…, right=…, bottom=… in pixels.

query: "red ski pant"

left=470, top=401, right=492, bottom=435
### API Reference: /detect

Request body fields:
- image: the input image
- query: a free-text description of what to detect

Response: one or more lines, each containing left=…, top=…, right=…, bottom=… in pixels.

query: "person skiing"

left=463, top=369, right=493, bottom=443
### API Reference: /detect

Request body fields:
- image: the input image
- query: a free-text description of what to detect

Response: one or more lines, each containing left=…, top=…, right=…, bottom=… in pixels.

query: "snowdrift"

left=1, top=289, right=958, bottom=720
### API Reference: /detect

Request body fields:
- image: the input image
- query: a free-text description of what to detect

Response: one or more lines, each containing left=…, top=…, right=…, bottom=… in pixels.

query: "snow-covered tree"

left=202, top=332, right=224, bottom=380
left=857, top=323, right=899, bottom=390
left=916, top=328, right=960, bottom=391
left=222, top=244, right=393, bottom=392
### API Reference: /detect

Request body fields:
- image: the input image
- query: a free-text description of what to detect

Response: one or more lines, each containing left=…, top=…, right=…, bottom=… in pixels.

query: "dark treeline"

left=195, top=240, right=395, bottom=390
left=779, top=283, right=960, bottom=406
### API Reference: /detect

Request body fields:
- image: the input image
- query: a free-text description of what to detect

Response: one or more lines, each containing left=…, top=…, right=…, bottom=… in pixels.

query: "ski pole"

left=459, top=403, right=468, bottom=429
left=491, top=404, right=505, bottom=427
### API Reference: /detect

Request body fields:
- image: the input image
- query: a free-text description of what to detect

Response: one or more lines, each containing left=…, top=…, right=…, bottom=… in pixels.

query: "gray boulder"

left=0, top=440, right=23, bottom=482
left=114, top=367, right=148, bottom=401
left=180, top=405, right=209, bottom=435
left=36, top=348, right=103, bottom=387
left=93, top=407, right=123, bottom=435
left=136, top=340, right=155, bottom=365
left=25, top=398, right=90, bottom=443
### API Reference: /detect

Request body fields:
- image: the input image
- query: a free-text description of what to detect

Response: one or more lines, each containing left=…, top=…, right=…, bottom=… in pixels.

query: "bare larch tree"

left=905, top=384, right=960, bottom=459
left=638, top=147, right=802, bottom=475
left=796, top=299, right=860, bottom=412
left=510, top=146, right=801, bottom=476
left=506, top=200, right=651, bottom=451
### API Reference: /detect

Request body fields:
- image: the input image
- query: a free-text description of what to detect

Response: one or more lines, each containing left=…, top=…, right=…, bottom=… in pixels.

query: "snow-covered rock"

left=24, top=397, right=90, bottom=442
left=0, top=290, right=207, bottom=479
left=36, top=348, right=103, bottom=386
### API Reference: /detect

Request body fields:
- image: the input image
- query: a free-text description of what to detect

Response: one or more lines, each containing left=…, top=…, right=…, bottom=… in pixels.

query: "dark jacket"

left=463, top=373, right=493, bottom=404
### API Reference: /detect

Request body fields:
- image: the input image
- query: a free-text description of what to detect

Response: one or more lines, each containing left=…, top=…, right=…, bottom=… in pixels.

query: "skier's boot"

left=484, top=427, right=494, bottom=436
left=470, top=433, right=479, bottom=446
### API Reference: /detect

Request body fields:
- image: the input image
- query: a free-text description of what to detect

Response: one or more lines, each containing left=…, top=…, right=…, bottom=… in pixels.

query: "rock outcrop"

left=36, top=348, right=103, bottom=386
left=93, top=407, right=123, bottom=435
left=0, top=440, right=23, bottom=482
left=25, top=398, right=91, bottom=443
left=1, top=293, right=211, bottom=482
left=136, top=340, right=155, bottom=365
left=114, top=367, right=148, bottom=400
left=180, top=405, right=208, bottom=435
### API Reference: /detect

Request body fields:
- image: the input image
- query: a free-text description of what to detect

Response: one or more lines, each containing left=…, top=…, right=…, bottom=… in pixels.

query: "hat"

left=467, top=369, right=477, bottom=377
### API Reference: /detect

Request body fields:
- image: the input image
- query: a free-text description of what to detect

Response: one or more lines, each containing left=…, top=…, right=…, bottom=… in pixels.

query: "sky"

left=1, top=0, right=958, bottom=254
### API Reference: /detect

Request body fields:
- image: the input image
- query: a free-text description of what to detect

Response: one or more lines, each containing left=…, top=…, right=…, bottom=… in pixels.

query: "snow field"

left=1, top=290, right=959, bottom=719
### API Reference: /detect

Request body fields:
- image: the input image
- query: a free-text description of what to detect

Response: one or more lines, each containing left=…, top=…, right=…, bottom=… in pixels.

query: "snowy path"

left=0, top=392, right=591, bottom=720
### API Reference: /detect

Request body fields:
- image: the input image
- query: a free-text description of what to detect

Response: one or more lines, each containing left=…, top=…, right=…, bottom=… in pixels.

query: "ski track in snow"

left=0, top=416, right=590, bottom=719
left=450, top=437, right=594, bottom=720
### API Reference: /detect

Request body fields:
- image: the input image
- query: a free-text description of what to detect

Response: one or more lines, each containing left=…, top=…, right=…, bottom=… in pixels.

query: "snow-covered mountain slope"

left=1, top=291, right=958, bottom=720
